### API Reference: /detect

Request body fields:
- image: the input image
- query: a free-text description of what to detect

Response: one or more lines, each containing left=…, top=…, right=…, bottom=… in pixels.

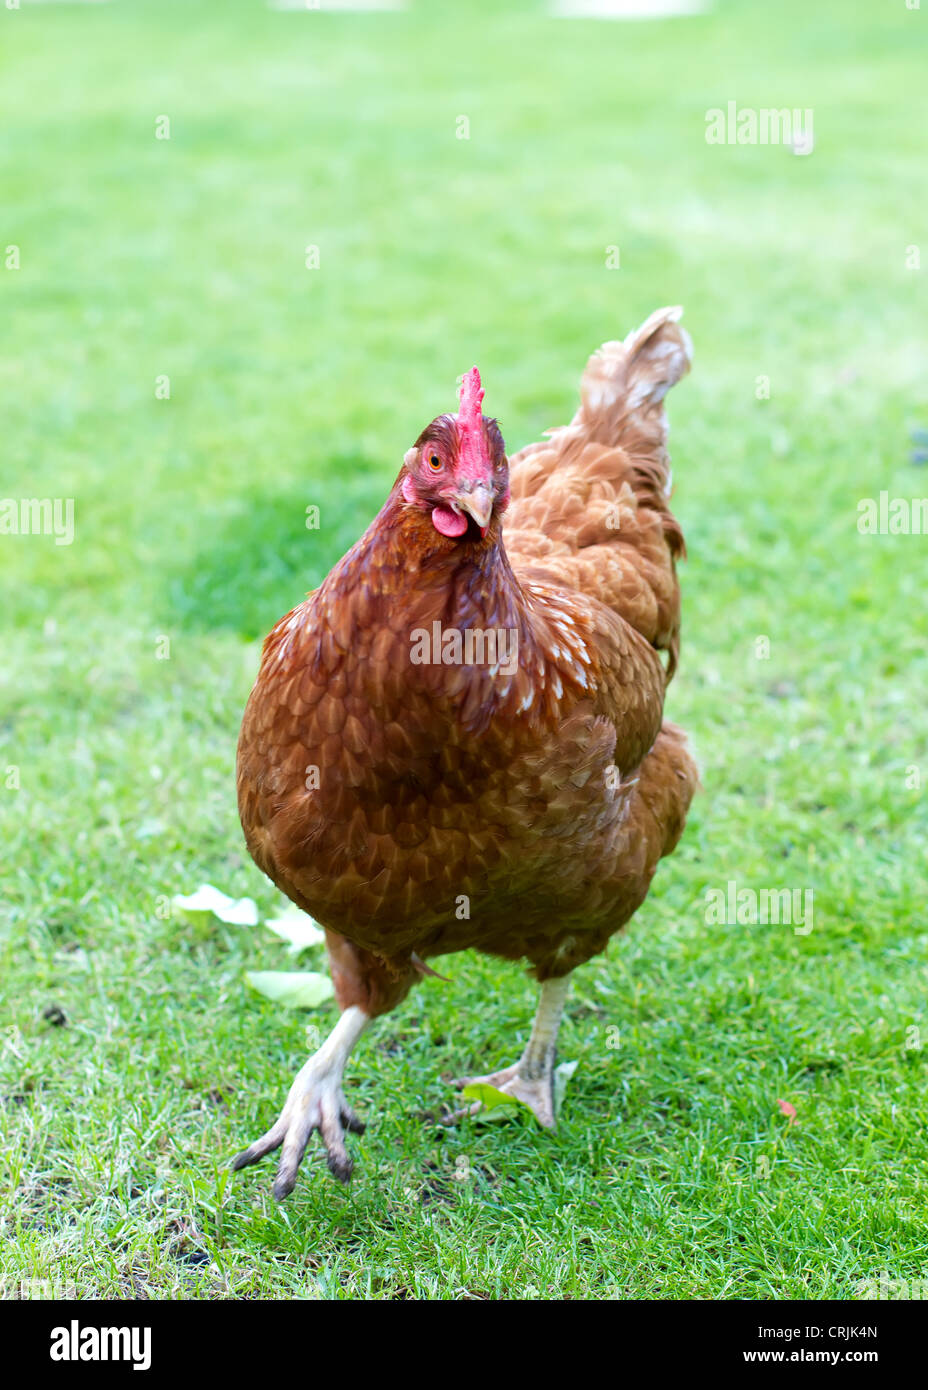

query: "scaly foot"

left=232, top=1006, right=368, bottom=1198
left=452, top=977, right=572, bottom=1129
left=454, top=1059, right=557, bottom=1129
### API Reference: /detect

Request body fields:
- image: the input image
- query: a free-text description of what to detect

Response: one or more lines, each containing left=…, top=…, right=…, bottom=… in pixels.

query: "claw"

left=341, top=1105, right=366, bottom=1136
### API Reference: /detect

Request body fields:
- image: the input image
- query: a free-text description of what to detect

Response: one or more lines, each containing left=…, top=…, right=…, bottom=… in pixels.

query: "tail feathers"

left=573, top=306, right=692, bottom=461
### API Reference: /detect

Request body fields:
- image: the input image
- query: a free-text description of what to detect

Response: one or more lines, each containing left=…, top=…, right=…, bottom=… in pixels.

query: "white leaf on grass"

left=553, top=1059, right=579, bottom=1117
left=245, top=971, right=334, bottom=1009
left=53, top=947, right=91, bottom=973
left=134, top=817, right=164, bottom=841
left=173, top=884, right=259, bottom=927
left=264, top=905, right=326, bottom=955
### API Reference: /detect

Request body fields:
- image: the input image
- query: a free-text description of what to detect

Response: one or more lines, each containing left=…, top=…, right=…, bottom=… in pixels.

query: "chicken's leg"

left=232, top=1005, right=369, bottom=1196
left=455, top=974, right=571, bottom=1128
left=233, top=931, right=418, bottom=1197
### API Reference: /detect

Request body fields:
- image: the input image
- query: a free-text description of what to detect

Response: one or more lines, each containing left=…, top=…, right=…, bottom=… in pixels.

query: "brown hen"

left=234, top=306, right=699, bottom=1197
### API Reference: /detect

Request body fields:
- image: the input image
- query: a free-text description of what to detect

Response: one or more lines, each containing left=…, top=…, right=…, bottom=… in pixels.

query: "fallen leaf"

left=173, top=885, right=259, bottom=927
left=245, top=971, right=334, bottom=1009
left=264, top=906, right=326, bottom=954
left=461, top=1081, right=528, bottom=1122
left=553, top=1059, right=579, bottom=1117
left=461, top=1066, right=580, bottom=1126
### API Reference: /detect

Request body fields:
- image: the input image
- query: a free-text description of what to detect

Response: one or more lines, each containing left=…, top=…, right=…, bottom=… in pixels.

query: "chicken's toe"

left=231, top=1117, right=288, bottom=1171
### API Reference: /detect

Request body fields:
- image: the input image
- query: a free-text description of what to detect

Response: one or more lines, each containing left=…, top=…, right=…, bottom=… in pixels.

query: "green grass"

left=1, top=0, right=927, bottom=1300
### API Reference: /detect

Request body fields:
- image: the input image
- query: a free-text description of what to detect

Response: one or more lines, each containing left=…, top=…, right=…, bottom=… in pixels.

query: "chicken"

left=233, top=306, right=699, bottom=1198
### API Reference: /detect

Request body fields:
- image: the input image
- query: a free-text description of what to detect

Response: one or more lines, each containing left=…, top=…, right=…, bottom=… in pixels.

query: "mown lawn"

left=1, top=0, right=926, bottom=1299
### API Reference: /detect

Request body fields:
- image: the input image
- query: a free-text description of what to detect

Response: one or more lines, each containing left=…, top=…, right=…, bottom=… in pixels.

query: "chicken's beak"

left=453, top=482, right=494, bottom=535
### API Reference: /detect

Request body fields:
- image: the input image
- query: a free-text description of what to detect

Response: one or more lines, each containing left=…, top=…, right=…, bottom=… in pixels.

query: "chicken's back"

left=506, top=306, right=692, bottom=679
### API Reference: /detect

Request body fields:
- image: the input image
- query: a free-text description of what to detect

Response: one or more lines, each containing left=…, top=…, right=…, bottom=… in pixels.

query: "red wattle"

left=431, top=506, right=468, bottom=538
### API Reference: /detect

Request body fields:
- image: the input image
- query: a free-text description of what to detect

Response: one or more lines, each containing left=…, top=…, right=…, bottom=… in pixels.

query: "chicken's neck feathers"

left=294, top=484, right=596, bottom=735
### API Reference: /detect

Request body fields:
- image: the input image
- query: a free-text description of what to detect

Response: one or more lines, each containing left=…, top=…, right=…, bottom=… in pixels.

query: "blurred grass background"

left=1, top=0, right=927, bottom=1298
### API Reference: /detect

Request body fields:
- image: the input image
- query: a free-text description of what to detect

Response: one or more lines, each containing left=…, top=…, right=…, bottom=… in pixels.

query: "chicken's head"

left=401, top=368, right=510, bottom=541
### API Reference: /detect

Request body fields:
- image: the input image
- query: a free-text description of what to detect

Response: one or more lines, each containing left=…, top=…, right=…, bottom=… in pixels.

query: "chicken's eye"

left=427, top=454, right=442, bottom=472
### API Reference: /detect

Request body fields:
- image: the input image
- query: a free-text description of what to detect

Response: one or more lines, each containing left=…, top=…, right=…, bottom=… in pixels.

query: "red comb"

left=456, top=367, right=490, bottom=481
left=458, top=366, right=485, bottom=429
